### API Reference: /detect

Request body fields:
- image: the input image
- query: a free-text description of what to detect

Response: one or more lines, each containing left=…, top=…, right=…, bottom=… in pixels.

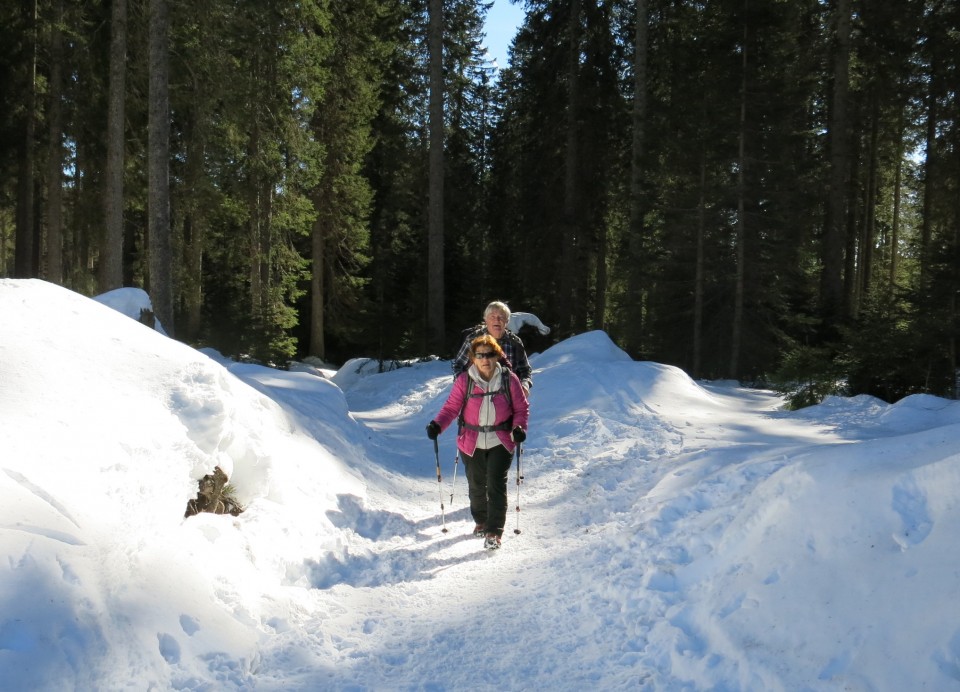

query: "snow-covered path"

left=3, top=279, right=960, bottom=691
left=248, top=336, right=940, bottom=691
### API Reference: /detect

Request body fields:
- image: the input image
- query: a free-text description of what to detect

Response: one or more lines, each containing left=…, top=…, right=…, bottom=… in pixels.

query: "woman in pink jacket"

left=427, top=334, right=530, bottom=549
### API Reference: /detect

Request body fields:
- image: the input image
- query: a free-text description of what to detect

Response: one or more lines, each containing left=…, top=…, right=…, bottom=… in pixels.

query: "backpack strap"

left=501, top=367, right=513, bottom=411
left=457, top=369, right=514, bottom=433
left=460, top=419, right=513, bottom=433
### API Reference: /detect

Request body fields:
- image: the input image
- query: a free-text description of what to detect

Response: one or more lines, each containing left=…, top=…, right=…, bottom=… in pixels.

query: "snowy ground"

left=2, top=278, right=960, bottom=691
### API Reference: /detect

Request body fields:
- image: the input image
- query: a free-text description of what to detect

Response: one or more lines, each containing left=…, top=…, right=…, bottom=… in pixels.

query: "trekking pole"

left=449, top=450, right=460, bottom=507
left=513, top=444, right=524, bottom=535
left=434, top=437, right=448, bottom=533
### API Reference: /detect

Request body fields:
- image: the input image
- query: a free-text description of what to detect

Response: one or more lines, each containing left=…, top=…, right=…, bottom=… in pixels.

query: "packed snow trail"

left=4, top=280, right=960, bottom=690
left=244, top=335, right=855, bottom=690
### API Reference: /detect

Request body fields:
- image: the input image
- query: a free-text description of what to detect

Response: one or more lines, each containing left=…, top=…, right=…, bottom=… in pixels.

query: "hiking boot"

left=472, top=524, right=487, bottom=537
left=484, top=533, right=501, bottom=550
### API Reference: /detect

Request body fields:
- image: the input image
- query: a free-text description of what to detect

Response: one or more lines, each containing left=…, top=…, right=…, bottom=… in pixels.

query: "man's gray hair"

left=484, top=301, right=511, bottom=322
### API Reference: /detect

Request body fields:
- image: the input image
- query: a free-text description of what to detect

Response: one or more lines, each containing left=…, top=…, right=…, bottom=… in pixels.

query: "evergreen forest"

left=2, top=0, right=959, bottom=405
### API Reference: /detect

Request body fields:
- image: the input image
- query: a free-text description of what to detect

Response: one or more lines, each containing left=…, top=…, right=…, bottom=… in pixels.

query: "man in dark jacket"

left=452, top=301, right=533, bottom=394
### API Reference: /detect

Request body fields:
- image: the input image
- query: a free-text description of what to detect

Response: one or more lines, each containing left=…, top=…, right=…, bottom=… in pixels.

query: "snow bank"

left=0, top=279, right=365, bottom=687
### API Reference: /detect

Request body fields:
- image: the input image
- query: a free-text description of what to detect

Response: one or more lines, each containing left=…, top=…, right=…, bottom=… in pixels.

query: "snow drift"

left=2, top=278, right=960, bottom=690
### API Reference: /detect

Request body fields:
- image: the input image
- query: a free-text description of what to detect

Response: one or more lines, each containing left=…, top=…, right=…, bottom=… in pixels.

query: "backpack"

left=457, top=367, right=514, bottom=434
left=461, top=323, right=484, bottom=340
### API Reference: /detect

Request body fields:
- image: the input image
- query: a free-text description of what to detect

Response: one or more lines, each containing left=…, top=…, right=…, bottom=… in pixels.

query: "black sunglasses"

left=473, top=351, right=497, bottom=359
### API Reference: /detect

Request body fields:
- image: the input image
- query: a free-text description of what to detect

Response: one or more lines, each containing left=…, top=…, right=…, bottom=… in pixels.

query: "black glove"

left=512, top=426, right=526, bottom=443
left=426, top=421, right=441, bottom=440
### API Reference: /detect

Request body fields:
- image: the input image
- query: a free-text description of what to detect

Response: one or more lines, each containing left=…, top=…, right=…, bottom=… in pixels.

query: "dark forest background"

left=2, top=0, right=959, bottom=405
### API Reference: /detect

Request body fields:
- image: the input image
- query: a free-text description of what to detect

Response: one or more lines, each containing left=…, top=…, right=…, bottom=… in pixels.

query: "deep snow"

left=2, top=278, right=960, bottom=691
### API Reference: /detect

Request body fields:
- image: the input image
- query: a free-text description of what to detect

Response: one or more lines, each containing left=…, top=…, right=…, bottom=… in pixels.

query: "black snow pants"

left=463, top=444, right=513, bottom=536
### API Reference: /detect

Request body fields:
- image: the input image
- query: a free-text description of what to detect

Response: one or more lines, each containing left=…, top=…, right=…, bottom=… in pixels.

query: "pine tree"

left=307, top=0, right=390, bottom=360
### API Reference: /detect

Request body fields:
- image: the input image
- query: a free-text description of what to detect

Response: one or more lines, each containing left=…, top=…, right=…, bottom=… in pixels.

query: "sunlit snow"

left=1, top=278, right=959, bottom=690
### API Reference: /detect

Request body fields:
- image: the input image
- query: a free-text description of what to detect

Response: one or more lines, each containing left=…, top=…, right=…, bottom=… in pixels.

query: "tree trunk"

left=148, top=0, right=173, bottom=334
left=248, top=155, right=272, bottom=320
left=310, top=211, right=326, bottom=360
left=693, top=154, right=706, bottom=379
left=859, top=92, right=880, bottom=307
left=729, top=2, right=748, bottom=381
left=919, top=33, right=939, bottom=291
left=46, top=0, right=65, bottom=284
left=181, top=130, right=204, bottom=341
left=426, top=0, right=445, bottom=354
left=100, top=0, right=127, bottom=292
left=15, top=0, right=38, bottom=279
left=842, top=138, right=860, bottom=318
left=820, top=0, right=852, bottom=330
left=73, top=139, right=90, bottom=279
left=559, top=0, right=581, bottom=336
left=626, top=0, right=648, bottom=356
left=248, top=121, right=262, bottom=317
left=890, top=109, right=905, bottom=287
left=594, top=224, right=607, bottom=331
left=950, top=209, right=958, bottom=398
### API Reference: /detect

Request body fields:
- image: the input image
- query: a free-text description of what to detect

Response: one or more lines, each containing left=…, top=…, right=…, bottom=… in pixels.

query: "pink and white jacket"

left=433, top=365, right=530, bottom=456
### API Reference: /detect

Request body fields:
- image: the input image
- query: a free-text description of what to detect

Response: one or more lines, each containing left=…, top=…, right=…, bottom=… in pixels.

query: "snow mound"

left=533, top=330, right=721, bottom=423
left=0, top=279, right=365, bottom=687
left=331, top=355, right=440, bottom=391
left=93, top=285, right=168, bottom=335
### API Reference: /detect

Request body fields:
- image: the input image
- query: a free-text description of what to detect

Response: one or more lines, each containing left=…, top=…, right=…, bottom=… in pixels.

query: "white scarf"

left=467, top=363, right=504, bottom=449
